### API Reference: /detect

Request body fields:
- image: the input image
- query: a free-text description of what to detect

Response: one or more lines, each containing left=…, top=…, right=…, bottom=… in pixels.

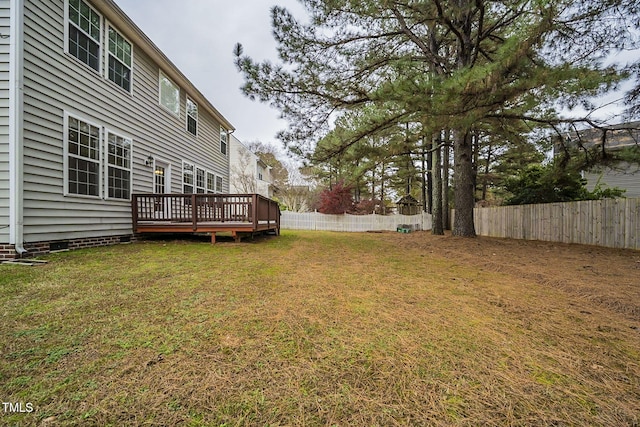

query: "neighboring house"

left=565, top=122, right=640, bottom=198
left=0, top=0, right=234, bottom=259
left=229, top=135, right=275, bottom=198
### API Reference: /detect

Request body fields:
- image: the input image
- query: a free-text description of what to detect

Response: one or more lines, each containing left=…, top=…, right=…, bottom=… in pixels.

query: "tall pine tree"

left=235, top=0, right=627, bottom=236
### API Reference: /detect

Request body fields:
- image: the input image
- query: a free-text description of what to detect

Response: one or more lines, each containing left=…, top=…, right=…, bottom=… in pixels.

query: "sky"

left=115, top=0, right=306, bottom=149
left=114, top=1, right=638, bottom=149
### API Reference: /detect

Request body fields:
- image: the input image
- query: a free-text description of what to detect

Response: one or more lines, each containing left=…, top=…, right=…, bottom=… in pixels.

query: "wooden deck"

left=132, top=194, right=280, bottom=243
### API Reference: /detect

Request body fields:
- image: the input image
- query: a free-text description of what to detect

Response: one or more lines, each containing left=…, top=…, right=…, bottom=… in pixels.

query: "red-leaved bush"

left=317, top=181, right=354, bottom=214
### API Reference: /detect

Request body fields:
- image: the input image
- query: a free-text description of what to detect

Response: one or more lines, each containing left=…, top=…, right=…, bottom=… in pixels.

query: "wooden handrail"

left=132, top=193, right=280, bottom=233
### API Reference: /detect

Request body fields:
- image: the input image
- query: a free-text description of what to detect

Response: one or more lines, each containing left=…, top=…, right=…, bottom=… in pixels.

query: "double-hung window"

left=220, top=127, right=228, bottom=156
left=65, top=114, right=134, bottom=200
left=215, top=176, right=224, bottom=193
left=160, top=72, right=180, bottom=116
left=206, top=172, right=215, bottom=193
left=67, top=0, right=101, bottom=72
left=106, top=132, right=132, bottom=199
left=107, top=26, right=132, bottom=92
left=67, top=115, right=101, bottom=197
left=183, top=162, right=194, bottom=194
left=186, top=97, right=198, bottom=136
left=195, top=167, right=206, bottom=193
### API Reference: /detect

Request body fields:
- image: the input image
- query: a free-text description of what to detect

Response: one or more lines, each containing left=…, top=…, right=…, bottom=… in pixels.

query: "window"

left=107, top=25, right=132, bottom=92
left=67, top=0, right=101, bottom=72
left=206, top=172, right=215, bottom=193
left=64, top=113, right=135, bottom=201
left=160, top=72, right=180, bottom=116
left=186, top=97, right=198, bottom=136
left=195, top=167, right=206, bottom=193
left=106, top=132, right=132, bottom=199
left=220, top=127, right=228, bottom=155
left=66, top=115, right=101, bottom=197
left=215, top=175, right=224, bottom=193
left=183, top=162, right=194, bottom=193
left=155, top=165, right=166, bottom=194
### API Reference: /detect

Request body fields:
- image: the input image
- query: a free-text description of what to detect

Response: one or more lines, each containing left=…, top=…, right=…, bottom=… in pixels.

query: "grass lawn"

left=1, top=230, right=639, bottom=426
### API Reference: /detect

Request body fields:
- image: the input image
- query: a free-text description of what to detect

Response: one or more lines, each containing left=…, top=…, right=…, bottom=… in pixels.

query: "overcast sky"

left=115, top=0, right=305, bottom=148
left=115, top=1, right=637, bottom=149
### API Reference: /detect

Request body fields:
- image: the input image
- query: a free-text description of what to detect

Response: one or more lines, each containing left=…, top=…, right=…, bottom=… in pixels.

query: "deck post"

left=252, top=194, right=258, bottom=230
left=211, top=232, right=216, bottom=244
left=131, top=196, right=138, bottom=233
left=192, top=194, right=197, bottom=231
left=267, top=197, right=271, bottom=228
left=276, top=200, right=280, bottom=235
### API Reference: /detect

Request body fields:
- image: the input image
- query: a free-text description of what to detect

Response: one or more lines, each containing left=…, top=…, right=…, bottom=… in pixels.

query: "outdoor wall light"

left=145, top=155, right=154, bottom=167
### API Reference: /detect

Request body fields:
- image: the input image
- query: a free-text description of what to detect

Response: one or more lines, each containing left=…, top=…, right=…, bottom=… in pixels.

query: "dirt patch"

left=391, top=231, right=640, bottom=321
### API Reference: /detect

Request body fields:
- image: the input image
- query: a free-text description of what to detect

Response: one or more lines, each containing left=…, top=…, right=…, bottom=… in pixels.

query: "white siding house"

left=1, top=0, right=234, bottom=258
left=0, top=3, right=10, bottom=246
left=229, top=134, right=275, bottom=198
left=584, top=161, right=640, bottom=198
left=571, top=122, right=640, bottom=198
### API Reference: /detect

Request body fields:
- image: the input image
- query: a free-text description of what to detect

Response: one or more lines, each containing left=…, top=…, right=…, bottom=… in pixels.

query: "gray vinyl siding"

left=584, top=161, right=640, bottom=198
left=0, top=1, right=9, bottom=243
left=20, top=0, right=229, bottom=243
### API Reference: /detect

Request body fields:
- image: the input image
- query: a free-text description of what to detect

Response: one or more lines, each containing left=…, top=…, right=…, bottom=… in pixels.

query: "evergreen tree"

left=235, top=0, right=628, bottom=237
left=504, top=162, right=625, bottom=205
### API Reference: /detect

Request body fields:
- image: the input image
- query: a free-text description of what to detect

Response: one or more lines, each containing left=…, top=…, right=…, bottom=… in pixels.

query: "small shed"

left=396, top=195, right=420, bottom=215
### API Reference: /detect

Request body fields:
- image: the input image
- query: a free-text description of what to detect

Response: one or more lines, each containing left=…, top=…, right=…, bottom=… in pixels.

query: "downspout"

left=227, top=129, right=234, bottom=194
left=9, top=0, right=26, bottom=256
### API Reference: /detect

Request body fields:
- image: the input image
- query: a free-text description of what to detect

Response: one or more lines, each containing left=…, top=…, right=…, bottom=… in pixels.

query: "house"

left=1, top=0, right=235, bottom=259
left=229, top=135, right=276, bottom=198
left=565, top=122, right=640, bottom=198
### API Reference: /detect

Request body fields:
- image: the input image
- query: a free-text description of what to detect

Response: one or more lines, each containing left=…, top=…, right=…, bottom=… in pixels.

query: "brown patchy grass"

left=1, top=230, right=639, bottom=426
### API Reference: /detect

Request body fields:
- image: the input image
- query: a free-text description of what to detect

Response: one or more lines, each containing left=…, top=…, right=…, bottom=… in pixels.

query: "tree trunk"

left=472, top=131, right=479, bottom=201
left=421, top=139, right=428, bottom=213
left=443, top=129, right=450, bottom=230
left=453, top=130, right=476, bottom=237
left=482, top=141, right=492, bottom=201
left=380, top=161, right=385, bottom=215
left=426, top=138, right=433, bottom=213
left=431, top=136, right=444, bottom=235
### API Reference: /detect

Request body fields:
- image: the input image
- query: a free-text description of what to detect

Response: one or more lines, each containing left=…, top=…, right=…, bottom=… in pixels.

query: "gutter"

left=9, top=0, right=26, bottom=256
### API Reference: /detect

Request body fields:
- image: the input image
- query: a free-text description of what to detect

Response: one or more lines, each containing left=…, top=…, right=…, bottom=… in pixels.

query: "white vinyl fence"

left=281, top=211, right=432, bottom=232
left=465, top=197, right=640, bottom=250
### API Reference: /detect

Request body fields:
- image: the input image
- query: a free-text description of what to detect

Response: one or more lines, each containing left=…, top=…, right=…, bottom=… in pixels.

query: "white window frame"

left=220, top=127, right=228, bottom=156
left=182, top=161, right=195, bottom=194
left=105, top=22, right=133, bottom=93
left=206, top=171, right=215, bottom=193
left=64, top=0, right=102, bottom=74
left=215, top=175, right=224, bottom=193
left=63, top=111, right=102, bottom=199
left=186, top=96, right=198, bottom=136
left=104, top=129, right=133, bottom=201
left=159, top=71, right=180, bottom=116
left=195, top=167, right=206, bottom=193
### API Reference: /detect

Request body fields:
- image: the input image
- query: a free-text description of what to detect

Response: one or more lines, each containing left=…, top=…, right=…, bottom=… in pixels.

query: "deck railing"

left=132, top=193, right=280, bottom=233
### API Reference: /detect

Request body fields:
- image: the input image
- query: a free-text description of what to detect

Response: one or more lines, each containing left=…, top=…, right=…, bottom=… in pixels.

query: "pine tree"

left=235, top=0, right=628, bottom=237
